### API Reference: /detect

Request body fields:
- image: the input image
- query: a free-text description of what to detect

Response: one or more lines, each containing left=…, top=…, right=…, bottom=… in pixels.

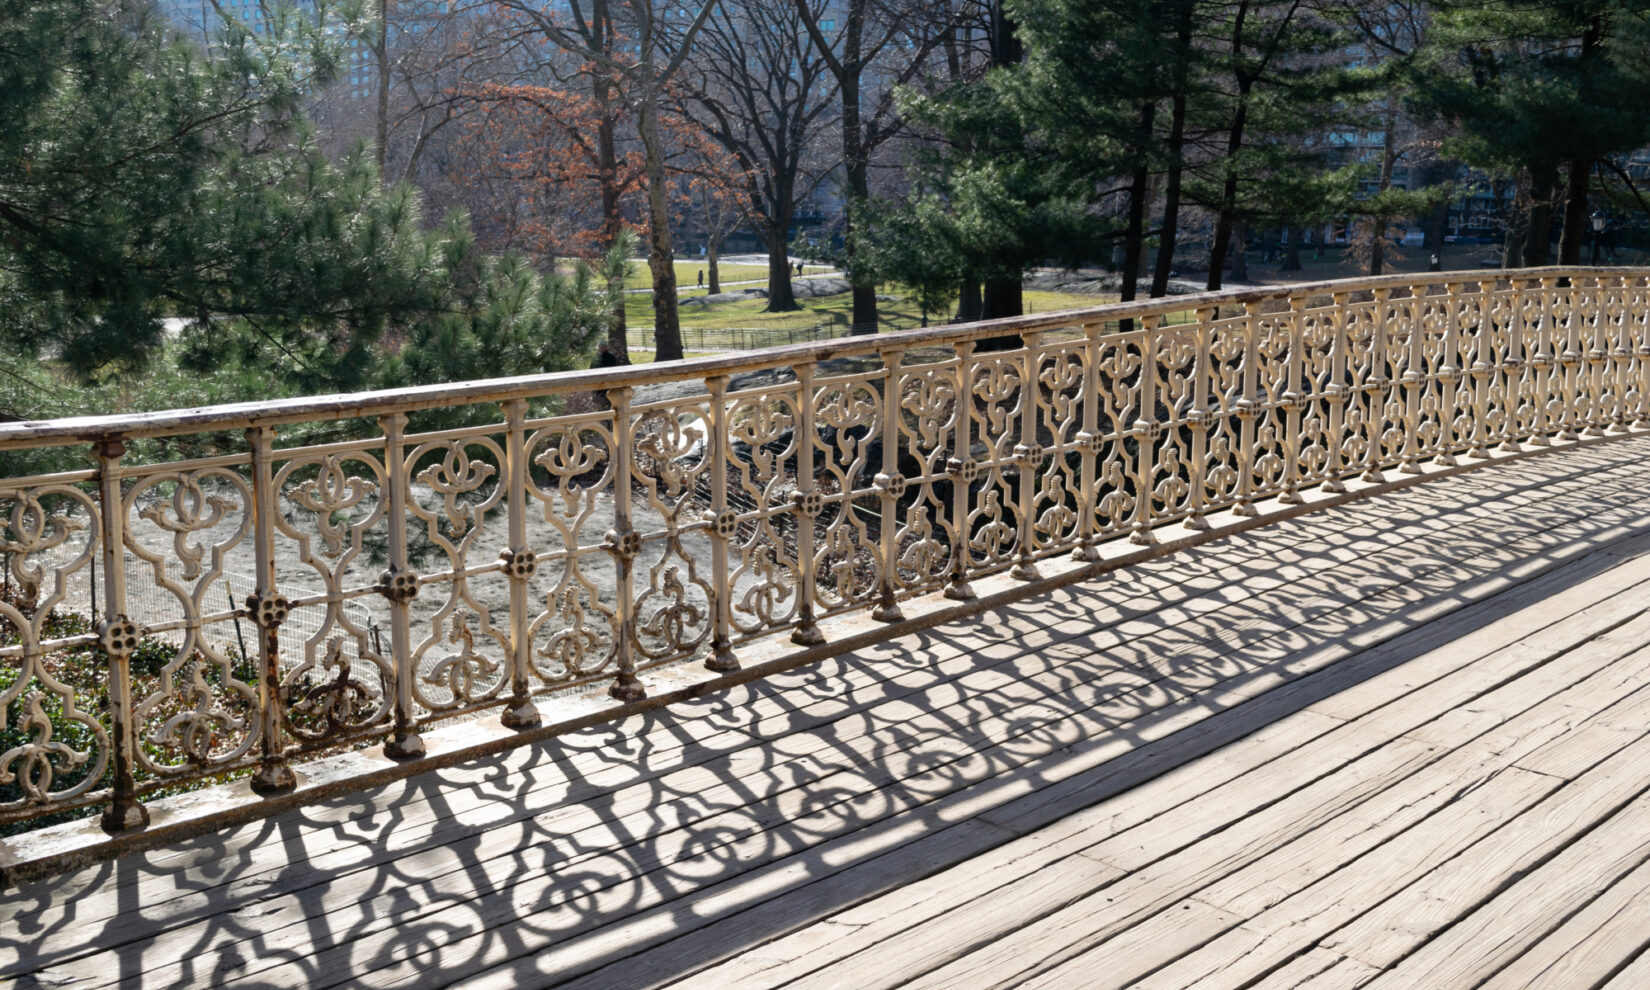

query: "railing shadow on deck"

left=4, top=438, right=1650, bottom=989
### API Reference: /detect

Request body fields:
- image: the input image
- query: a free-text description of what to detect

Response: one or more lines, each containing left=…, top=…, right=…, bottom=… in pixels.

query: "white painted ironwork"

left=0, top=268, right=1645, bottom=831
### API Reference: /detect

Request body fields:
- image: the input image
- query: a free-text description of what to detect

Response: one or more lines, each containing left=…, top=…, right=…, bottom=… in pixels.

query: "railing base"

left=250, top=761, right=297, bottom=795
left=99, top=802, right=149, bottom=835
left=705, top=647, right=740, bottom=673
left=500, top=701, right=543, bottom=730
left=384, top=732, right=426, bottom=760
left=609, top=676, right=646, bottom=702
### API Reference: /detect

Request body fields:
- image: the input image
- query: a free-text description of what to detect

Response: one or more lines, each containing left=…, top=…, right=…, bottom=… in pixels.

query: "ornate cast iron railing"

left=1, top=268, right=1646, bottom=834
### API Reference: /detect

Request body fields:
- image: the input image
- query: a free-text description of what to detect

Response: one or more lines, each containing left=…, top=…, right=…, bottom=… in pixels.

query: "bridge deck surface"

left=7, top=439, right=1650, bottom=989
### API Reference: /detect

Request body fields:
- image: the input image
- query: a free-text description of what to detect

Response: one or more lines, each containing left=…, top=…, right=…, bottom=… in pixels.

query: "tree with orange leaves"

left=478, top=0, right=718, bottom=364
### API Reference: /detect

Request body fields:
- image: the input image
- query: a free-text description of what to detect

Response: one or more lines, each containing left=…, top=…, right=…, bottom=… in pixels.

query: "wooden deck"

left=8, top=438, right=1650, bottom=989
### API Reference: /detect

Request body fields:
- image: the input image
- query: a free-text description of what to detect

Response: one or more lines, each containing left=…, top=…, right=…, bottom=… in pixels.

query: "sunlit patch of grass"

left=626, top=284, right=1118, bottom=342
left=559, top=260, right=833, bottom=291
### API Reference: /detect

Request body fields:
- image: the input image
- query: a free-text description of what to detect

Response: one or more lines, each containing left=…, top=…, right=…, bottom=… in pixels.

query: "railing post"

left=1279, top=296, right=1306, bottom=503
left=703, top=375, right=738, bottom=672
left=945, top=342, right=980, bottom=596
left=872, top=348, right=906, bottom=621
left=1637, top=275, right=1650, bottom=429
left=1400, top=285, right=1426, bottom=474
left=1074, top=324, right=1107, bottom=551
left=378, top=413, right=424, bottom=759
left=1234, top=300, right=1262, bottom=516
left=1501, top=278, right=1526, bottom=452
left=1586, top=275, right=1611, bottom=435
left=605, top=386, right=646, bottom=700
left=1323, top=293, right=1350, bottom=492
left=1129, top=321, right=1161, bottom=541
left=790, top=361, right=827, bottom=643
left=1435, top=281, right=1463, bottom=466
left=1558, top=274, right=1583, bottom=440
left=1361, top=288, right=1391, bottom=482
left=1013, top=331, right=1048, bottom=572
left=1610, top=276, right=1633, bottom=432
left=499, top=399, right=540, bottom=730
left=1468, top=281, right=1495, bottom=459
left=244, top=425, right=296, bottom=795
left=1529, top=276, right=1556, bottom=446
left=95, top=439, right=148, bottom=831
left=1186, top=307, right=1218, bottom=519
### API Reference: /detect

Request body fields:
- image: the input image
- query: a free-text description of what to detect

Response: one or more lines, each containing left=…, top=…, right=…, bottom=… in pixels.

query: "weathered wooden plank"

left=663, top=713, right=1348, bottom=990
left=1102, top=654, right=1650, bottom=990
left=1114, top=768, right=1558, bottom=990
left=979, top=534, right=1650, bottom=835
left=1247, top=950, right=1379, bottom=990
left=744, top=565, right=1650, bottom=990
left=667, top=536, right=1646, bottom=990
left=1474, top=854, right=1650, bottom=990
left=1357, top=790, right=1650, bottom=987
left=896, top=617, right=1650, bottom=990
left=789, top=733, right=1438, bottom=990
left=1323, top=731, right=1650, bottom=971
left=1601, top=945, right=1650, bottom=988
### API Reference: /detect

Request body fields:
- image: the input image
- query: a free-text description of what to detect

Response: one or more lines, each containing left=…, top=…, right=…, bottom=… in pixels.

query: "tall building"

left=154, top=0, right=306, bottom=37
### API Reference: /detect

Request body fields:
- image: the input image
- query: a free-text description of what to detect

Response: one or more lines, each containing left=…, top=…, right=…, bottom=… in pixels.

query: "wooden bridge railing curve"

left=0, top=267, right=1645, bottom=834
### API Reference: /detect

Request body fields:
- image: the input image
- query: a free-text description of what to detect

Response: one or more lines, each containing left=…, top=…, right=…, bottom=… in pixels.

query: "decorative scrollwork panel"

left=124, top=464, right=258, bottom=774
left=0, top=482, right=108, bottom=815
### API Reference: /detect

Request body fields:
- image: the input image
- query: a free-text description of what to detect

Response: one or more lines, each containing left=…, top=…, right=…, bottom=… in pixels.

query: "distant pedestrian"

left=697, top=270, right=704, bottom=288
left=795, top=261, right=803, bottom=276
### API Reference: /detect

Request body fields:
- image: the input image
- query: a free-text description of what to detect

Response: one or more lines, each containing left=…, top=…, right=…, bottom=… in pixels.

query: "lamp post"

left=1591, top=212, right=1605, bottom=265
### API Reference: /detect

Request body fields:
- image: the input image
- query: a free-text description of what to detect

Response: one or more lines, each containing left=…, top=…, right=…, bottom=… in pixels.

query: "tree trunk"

left=1557, top=22, right=1602, bottom=267
left=982, top=278, right=1022, bottom=319
left=1150, top=7, right=1191, bottom=301
left=707, top=239, right=721, bottom=294
left=838, top=18, right=877, bottom=332
left=374, top=0, right=390, bottom=184
left=1557, top=159, right=1591, bottom=265
left=1523, top=165, right=1557, bottom=267
left=956, top=280, right=982, bottom=323
left=607, top=267, right=629, bottom=364
left=1281, top=227, right=1304, bottom=271
left=1369, top=102, right=1397, bottom=276
left=1426, top=187, right=1450, bottom=253
left=637, top=79, right=683, bottom=361
left=1205, top=0, right=1255, bottom=292
left=765, top=220, right=799, bottom=311
left=1122, top=102, right=1156, bottom=306
left=977, top=277, right=1023, bottom=351
left=850, top=285, right=878, bottom=333
left=1229, top=221, right=1248, bottom=281
left=1502, top=173, right=1527, bottom=267
left=1205, top=94, right=1250, bottom=290
left=594, top=71, right=628, bottom=360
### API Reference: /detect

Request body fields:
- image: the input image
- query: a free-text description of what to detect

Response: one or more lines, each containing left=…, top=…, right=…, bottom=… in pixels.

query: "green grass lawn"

left=622, top=283, right=1118, bottom=352
left=559, top=259, right=833, bottom=291
left=655, top=262, right=832, bottom=291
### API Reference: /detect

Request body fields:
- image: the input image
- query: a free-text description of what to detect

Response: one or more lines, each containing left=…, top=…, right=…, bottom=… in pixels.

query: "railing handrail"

left=2, top=265, right=1629, bottom=451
